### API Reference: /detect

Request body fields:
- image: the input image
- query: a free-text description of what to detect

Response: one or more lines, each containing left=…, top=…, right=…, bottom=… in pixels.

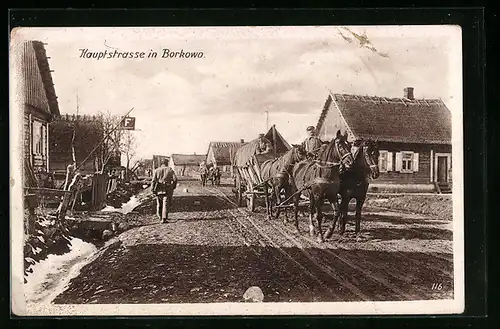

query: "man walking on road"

left=151, top=158, right=178, bottom=223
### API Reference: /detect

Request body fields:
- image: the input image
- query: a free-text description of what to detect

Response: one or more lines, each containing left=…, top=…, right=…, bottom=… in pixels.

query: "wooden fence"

left=91, top=173, right=108, bottom=210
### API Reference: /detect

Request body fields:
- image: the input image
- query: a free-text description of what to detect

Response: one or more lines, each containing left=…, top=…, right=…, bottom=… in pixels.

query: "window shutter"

left=387, top=152, right=393, bottom=171
left=395, top=152, right=402, bottom=172
left=41, top=125, right=46, bottom=156
left=378, top=153, right=385, bottom=171
left=413, top=152, right=419, bottom=172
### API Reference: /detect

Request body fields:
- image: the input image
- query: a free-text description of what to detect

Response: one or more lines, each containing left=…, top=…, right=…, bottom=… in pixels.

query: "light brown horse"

left=289, top=130, right=354, bottom=243
left=260, top=145, right=307, bottom=221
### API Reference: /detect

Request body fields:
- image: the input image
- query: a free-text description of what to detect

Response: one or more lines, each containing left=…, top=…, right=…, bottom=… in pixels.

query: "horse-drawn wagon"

left=232, top=126, right=381, bottom=241
left=232, top=125, right=292, bottom=212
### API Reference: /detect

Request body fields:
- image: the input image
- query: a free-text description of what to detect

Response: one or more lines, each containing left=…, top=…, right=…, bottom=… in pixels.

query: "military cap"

left=306, top=126, right=315, bottom=132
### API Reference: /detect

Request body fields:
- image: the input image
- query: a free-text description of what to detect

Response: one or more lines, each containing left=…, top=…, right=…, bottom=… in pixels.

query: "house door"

left=437, top=156, right=448, bottom=183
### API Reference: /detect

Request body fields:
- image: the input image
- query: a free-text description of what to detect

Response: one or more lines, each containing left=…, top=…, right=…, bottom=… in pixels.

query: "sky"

left=12, top=26, right=462, bottom=161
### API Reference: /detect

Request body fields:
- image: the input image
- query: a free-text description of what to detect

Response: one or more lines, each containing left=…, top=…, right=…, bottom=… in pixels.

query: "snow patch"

left=24, top=237, right=97, bottom=305
left=101, top=195, right=140, bottom=215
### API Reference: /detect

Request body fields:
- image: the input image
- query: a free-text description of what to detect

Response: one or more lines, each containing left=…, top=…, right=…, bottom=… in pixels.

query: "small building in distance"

left=170, top=153, right=207, bottom=178
left=205, top=140, right=246, bottom=175
left=315, top=87, right=452, bottom=193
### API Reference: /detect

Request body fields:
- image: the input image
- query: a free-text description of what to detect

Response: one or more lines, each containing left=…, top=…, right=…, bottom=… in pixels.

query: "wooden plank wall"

left=376, top=142, right=452, bottom=185
left=91, top=173, right=108, bottom=210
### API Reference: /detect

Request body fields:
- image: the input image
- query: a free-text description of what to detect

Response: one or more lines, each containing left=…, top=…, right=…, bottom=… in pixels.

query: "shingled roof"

left=171, top=154, right=206, bottom=166
left=206, top=141, right=245, bottom=166
left=22, top=40, right=60, bottom=118
left=318, top=93, right=452, bottom=145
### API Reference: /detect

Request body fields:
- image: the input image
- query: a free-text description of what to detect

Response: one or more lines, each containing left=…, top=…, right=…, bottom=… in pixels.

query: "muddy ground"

left=53, top=179, right=454, bottom=304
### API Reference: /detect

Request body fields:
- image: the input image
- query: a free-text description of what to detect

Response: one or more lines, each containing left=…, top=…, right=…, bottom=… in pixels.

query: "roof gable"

left=171, top=154, right=206, bottom=165
left=328, top=93, right=452, bottom=144
left=207, top=141, right=245, bottom=165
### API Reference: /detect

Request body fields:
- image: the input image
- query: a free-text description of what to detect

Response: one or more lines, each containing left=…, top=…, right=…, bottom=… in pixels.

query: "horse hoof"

left=324, top=229, right=333, bottom=239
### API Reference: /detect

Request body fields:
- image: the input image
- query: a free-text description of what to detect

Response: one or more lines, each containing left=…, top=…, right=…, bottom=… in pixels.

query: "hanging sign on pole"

left=120, top=116, right=136, bottom=130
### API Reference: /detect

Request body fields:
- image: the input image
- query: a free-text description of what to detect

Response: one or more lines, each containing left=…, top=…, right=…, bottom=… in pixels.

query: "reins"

left=313, top=140, right=350, bottom=168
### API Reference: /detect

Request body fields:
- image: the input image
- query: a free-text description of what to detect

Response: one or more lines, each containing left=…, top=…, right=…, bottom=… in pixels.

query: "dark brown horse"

left=208, top=166, right=221, bottom=186
left=260, top=145, right=307, bottom=221
left=325, top=139, right=380, bottom=237
left=289, top=130, right=355, bottom=243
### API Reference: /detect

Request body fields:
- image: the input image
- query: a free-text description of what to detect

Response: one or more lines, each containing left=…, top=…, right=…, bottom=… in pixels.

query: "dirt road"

left=54, top=179, right=454, bottom=304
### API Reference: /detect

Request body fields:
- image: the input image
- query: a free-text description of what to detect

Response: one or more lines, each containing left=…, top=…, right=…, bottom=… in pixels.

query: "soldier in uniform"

left=151, top=158, right=178, bottom=223
left=301, top=126, right=324, bottom=159
left=256, top=133, right=273, bottom=154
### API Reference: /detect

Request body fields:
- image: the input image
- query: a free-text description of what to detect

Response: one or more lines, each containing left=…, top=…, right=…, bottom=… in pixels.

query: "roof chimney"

left=404, top=87, right=414, bottom=100
left=240, top=139, right=245, bottom=143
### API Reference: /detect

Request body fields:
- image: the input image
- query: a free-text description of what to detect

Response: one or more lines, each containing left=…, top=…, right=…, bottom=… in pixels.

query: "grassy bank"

left=365, top=194, right=453, bottom=221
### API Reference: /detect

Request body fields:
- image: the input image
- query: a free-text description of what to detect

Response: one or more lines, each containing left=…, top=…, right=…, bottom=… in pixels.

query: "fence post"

left=24, top=193, right=38, bottom=237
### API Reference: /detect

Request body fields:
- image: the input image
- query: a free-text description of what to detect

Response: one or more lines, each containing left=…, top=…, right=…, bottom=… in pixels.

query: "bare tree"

left=121, top=129, right=137, bottom=181
left=95, top=110, right=123, bottom=173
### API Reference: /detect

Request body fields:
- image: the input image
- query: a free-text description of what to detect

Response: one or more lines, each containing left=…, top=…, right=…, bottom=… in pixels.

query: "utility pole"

left=265, top=111, right=269, bottom=131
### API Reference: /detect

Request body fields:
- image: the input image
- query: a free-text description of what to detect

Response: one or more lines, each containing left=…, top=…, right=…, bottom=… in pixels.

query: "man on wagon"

left=151, top=158, right=178, bottom=223
left=199, top=160, right=208, bottom=172
left=256, top=133, right=273, bottom=154
left=301, top=125, right=324, bottom=159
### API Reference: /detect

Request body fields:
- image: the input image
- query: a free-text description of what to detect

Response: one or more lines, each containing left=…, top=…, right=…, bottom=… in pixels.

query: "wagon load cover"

left=233, top=125, right=292, bottom=168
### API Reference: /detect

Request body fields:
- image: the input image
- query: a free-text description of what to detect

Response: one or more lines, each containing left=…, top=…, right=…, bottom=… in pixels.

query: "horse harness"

left=313, top=140, right=351, bottom=169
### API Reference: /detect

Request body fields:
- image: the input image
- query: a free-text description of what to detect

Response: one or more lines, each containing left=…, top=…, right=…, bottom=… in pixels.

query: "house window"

left=402, top=152, right=413, bottom=171
left=395, top=151, right=419, bottom=173
left=32, top=120, right=46, bottom=156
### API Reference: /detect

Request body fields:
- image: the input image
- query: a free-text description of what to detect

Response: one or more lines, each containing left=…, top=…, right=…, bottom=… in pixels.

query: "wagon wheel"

left=270, top=195, right=281, bottom=218
left=271, top=188, right=288, bottom=219
left=247, top=192, right=256, bottom=212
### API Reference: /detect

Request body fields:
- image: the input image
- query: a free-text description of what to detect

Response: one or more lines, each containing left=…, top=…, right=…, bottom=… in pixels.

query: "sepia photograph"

left=9, top=25, right=464, bottom=316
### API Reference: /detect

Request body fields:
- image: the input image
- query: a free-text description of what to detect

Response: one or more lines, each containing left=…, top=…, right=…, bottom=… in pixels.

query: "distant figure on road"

left=151, top=158, right=178, bottom=223
left=199, top=160, right=209, bottom=186
left=301, top=125, right=324, bottom=159
left=256, top=133, right=273, bottom=155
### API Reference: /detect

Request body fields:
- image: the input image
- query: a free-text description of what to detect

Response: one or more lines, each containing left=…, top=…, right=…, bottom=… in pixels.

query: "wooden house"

left=170, top=154, right=206, bottom=178
left=49, top=114, right=121, bottom=180
left=205, top=140, right=245, bottom=174
left=19, top=40, right=61, bottom=187
left=315, top=88, right=452, bottom=193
